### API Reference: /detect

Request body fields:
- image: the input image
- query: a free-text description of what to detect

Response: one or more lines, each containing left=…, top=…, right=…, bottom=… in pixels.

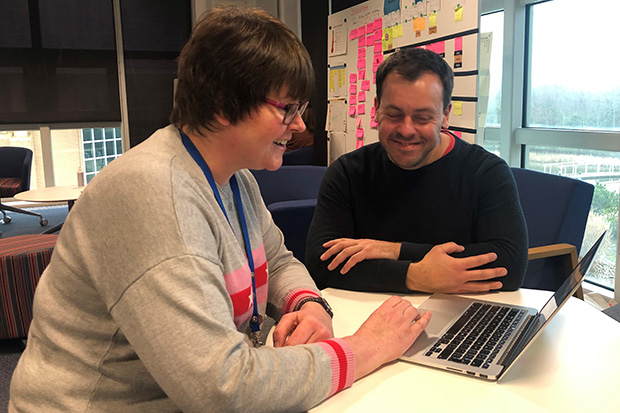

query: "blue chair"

left=511, top=167, right=594, bottom=298
left=0, top=147, right=48, bottom=237
left=251, top=166, right=327, bottom=263
left=282, top=147, right=313, bottom=165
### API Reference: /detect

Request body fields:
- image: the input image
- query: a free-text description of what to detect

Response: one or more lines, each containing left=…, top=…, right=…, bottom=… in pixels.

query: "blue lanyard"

left=180, top=131, right=262, bottom=340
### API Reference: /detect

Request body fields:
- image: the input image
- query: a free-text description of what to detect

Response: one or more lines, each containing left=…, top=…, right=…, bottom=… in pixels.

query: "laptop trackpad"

left=420, top=308, right=458, bottom=335
left=402, top=309, right=456, bottom=357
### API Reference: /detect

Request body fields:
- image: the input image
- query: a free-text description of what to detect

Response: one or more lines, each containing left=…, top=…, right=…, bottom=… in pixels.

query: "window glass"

left=479, top=11, right=503, bottom=128
left=51, top=129, right=82, bottom=186
left=526, top=0, right=620, bottom=131
left=525, top=146, right=618, bottom=290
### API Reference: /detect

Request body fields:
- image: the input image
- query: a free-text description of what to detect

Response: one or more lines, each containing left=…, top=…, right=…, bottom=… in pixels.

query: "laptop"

left=399, top=231, right=606, bottom=381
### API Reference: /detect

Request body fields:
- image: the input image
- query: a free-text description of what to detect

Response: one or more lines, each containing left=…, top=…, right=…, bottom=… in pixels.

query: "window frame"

left=480, top=0, right=620, bottom=300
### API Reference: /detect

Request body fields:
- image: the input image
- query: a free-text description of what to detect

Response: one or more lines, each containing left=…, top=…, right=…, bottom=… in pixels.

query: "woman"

left=10, top=7, right=430, bottom=412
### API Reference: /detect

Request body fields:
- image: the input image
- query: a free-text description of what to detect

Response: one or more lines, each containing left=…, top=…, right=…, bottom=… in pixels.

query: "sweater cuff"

left=317, top=338, right=355, bottom=397
left=282, top=288, right=320, bottom=314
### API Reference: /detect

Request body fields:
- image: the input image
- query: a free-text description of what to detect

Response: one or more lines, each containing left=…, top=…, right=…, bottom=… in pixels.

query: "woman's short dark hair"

left=170, top=7, right=315, bottom=134
left=375, top=48, right=454, bottom=110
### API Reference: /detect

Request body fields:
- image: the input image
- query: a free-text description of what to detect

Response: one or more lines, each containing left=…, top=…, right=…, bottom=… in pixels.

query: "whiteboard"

left=326, top=0, right=480, bottom=163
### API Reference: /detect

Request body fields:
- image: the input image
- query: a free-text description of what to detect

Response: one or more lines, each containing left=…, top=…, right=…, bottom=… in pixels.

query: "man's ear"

left=214, top=112, right=231, bottom=127
left=441, top=103, right=452, bottom=129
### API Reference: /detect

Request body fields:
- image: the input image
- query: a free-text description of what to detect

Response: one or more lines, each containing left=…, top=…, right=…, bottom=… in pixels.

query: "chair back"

left=511, top=167, right=594, bottom=291
left=251, top=166, right=327, bottom=263
left=0, top=146, right=34, bottom=193
left=250, top=165, right=326, bottom=205
left=282, top=147, right=313, bottom=165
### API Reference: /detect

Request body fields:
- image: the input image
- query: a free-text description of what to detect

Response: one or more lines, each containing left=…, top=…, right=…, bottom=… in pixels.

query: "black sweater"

left=305, top=138, right=528, bottom=293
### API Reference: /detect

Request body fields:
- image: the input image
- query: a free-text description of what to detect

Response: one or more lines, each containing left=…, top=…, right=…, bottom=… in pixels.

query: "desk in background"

left=15, top=185, right=84, bottom=233
left=311, top=288, right=620, bottom=413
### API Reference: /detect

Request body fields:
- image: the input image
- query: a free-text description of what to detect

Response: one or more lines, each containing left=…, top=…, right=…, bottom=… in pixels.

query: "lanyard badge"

left=181, top=131, right=263, bottom=347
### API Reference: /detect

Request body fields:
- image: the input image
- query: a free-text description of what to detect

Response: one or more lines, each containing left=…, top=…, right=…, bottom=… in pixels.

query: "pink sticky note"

left=358, top=25, right=366, bottom=37
left=356, top=116, right=363, bottom=128
left=356, top=139, right=364, bottom=149
left=370, top=106, right=376, bottom=117
left=374, top=42, right=383, bottom=54
left=357, top=104, right=366, bottom=115
left=357, top=58, right=366, bottom=69
left=374, top=18, right=383, bottom=31
left=435, top=41, right=446, bottom=55
left=372, top=53, right=384, bottom=72
left=358, top=91, right=366, bottom=102
left=455, top=36, right=463, bottom=51
left=453, top=130, right=463, bottom=139
left=358, top=37, right=365, bottom=47
left=355, top=128, right=364, bottom=138
left=361, top=80, right=371, bottom=91
left=349, top=84, right=357, bottom=94
left=373, top=73, right=376, bottom=84
left=366, top=23, right=373, bottom=33
left=370, top=119, right=378, bottom=128
left=366, top=35, right=374, bottom=47
left=358, top=69, right=366, bottom=80
left=349, top=28, right=358, bottom=40
left=374, top=30, right=382, bottom=42
left=358, top=47, right=366, bottom=58
left=349, top=73, right=357, bottom=83
left=348, top=105, right=356, bottom=116
left=349, top=94, right=357, bottom=105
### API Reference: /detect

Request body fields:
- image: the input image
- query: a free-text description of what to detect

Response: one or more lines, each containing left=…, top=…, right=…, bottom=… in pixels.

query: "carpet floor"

left=0, top=340, right=24, bottom=411
left=0, top=206, right=68, bottom=238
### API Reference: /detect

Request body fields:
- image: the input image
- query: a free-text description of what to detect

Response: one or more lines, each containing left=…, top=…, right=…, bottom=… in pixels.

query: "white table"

left=14, top=185, right=84, bottom=233
left=310, top=288, right=620, bottom=413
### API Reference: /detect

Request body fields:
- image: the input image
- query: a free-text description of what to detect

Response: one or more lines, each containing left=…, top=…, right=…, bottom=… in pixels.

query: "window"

left=479, top=11, right=503, bottom=128
left=525, top=146, right=618, bottom=290
left=526, top=0, right=620, bottom=132
left=524, top=0, right=620, bottom=293
left=81, top=127, right=123, bottom=183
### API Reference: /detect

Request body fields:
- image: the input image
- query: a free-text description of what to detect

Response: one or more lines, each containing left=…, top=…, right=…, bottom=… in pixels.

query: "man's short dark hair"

left=375, top=48, right=454, bottom=110
left=170, top=7, right=315, bottom=134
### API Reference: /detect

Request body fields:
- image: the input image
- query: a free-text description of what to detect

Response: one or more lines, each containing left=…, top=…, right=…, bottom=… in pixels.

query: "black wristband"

left=295, top=296, right=333, bottom=318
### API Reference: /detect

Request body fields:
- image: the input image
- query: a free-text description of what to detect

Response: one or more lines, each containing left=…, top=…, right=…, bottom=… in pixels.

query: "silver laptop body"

left=399, top=231, right=605, bottom=381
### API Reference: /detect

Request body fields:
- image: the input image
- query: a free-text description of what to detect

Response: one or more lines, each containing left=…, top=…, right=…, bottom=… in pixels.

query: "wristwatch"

left=296, top=296, right=334, bottom=318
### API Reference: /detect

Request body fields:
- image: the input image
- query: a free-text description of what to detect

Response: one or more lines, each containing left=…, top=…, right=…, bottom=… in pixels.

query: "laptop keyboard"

left=424, top=302, right=526, bottom=369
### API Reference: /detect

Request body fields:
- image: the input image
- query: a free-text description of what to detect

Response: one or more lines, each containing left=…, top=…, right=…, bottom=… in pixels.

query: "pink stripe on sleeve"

left=317, top=338, right=355, bottom=397
left=282, top=288, right=320, bottom=313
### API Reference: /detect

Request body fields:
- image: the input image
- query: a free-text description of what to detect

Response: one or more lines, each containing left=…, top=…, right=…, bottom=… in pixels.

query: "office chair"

left=511, top=167, right=594, bottom=299
left=251, top=165, right=327, bottom=263
left=0, top=147, right=48, bottom=229
left=282, top=147, right=313, bottom=165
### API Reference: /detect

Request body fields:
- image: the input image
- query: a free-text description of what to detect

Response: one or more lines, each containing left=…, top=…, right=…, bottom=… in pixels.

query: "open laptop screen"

left=502, top=231, right=605, bottom=368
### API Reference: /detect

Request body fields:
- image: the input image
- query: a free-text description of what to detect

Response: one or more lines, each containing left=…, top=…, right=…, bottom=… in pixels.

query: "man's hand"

left=406, top=242, right=507, bottom=293
left=343, top=296, right=432, bottom=380
left=320, top=238, right=401, bottom=274
left=272, top=301, right=334, bottom=347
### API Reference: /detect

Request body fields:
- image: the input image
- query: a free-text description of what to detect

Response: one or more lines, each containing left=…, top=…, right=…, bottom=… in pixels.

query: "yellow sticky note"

left=393, top=24, right=403, bottom=38
left=429, top=12, right=437, bottom=27
left=455, top=5, right=464, bottom=22
left=413, top=16, right=426, bottom=32
left=382, top=27, right=393, bottom=51
left=454, top=101, right=463, bottom=116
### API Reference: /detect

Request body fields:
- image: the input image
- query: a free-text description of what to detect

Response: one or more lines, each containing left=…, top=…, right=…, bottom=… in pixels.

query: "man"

left=306, top=47, right=528, bottom=294
left=9, top=8, right=430, bottom=412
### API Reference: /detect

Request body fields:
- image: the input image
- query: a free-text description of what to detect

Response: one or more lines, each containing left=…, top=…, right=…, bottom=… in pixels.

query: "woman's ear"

left=214, top=113, right=231, bottom=127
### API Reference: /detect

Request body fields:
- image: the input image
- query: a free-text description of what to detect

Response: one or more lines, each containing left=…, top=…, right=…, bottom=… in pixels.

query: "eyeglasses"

left=265, top=98, right=309, bottom=125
